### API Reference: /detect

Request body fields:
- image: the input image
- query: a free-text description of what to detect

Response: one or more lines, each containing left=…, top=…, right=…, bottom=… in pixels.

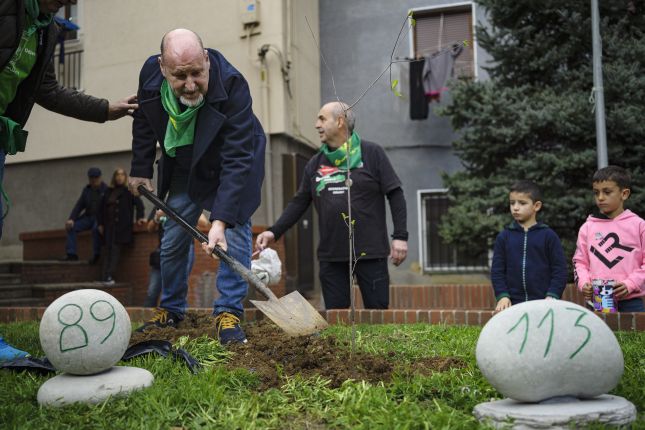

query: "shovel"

left=137, top=185, right=328, bottom=337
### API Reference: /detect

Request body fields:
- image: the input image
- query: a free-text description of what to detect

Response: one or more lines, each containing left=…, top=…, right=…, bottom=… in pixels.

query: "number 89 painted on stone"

left=40, top=290, right=131, bottom=375
left=476, top=300, right=624, bottom=402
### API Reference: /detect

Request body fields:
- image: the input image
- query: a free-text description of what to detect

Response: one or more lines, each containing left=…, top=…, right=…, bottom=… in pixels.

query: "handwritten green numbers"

left=57, top=300, right=118, bottom=353
left=90, top=300, right=116, bottom=344
left=507, top=307, right=592, bottom=359
left=58, top=304, right=88, bottom=352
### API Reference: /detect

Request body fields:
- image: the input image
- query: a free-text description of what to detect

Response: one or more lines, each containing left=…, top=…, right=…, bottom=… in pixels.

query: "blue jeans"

left=145, top=242, right=195, bottom=307
left=618, top=297, right=645, bottom=312
left=65, top=215, right=101, bottom=257
left=159, top=190, right=251, bottom=317
left=0, top=149, right=5, bottom=240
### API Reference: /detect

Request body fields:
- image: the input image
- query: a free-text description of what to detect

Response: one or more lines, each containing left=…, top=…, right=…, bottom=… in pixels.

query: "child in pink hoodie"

left=573, top=166, right=645, bottom=312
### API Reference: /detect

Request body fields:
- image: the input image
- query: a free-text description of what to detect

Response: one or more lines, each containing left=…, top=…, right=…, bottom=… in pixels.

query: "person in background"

left=573, top=166, right=645, bottom=312
left=63, top=167, right=106, bottom=263
left=0, top=0, right=137, bottom=240
left=256, top=101, right=408, bottom=309
left=97, top=168, right=145, bottom=285
left=490, top=180, right=567, bottom=313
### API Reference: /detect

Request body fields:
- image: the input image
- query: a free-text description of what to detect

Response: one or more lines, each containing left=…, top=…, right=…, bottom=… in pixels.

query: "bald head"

left=324, top=101, right=355, bottom=133
left=160, top=28, right=204, bottom=59
left=158, top=29, right=209, bottom=107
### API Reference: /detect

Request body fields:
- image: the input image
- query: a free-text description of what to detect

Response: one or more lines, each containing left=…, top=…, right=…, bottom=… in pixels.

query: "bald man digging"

left=129, top=29, right=265, bottom=343
left=256, top=102, right=408, bottom=309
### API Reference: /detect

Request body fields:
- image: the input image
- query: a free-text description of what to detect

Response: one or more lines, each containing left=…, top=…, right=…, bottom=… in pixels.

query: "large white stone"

left=37, top=366, right=154, bottom=407
left=39, top=289, right=131, bottom=375
left=476, top=300, right=623, bottom=402
left=473, top=395, right=636, bottom=429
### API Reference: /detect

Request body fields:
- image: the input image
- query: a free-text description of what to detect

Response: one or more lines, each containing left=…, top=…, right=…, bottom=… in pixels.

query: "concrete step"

left=30, top=281, right=133, bottom=307
left=0, top=261, right=22, bottom=274
left=0, top=273, right=21, bottom=285
left=0, top=284, right=32, bottom=299
left=0, top=297, right=45, bottom=307
left=20, top=260, right=101, bottom=284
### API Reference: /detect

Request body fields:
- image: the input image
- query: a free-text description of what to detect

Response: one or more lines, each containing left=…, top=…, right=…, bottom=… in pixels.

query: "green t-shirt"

left=0, top=18, right=38, bottom=115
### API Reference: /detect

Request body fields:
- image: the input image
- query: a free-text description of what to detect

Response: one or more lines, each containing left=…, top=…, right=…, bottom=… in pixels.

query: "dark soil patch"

left=131, top=311, right=466, bottom=389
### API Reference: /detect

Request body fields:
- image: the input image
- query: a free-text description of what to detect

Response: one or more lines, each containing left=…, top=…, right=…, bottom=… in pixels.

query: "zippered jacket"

left=0, top=0, right=108, bottom=127
left=491, top=221, right=567, bottom=303
left=573, top=209, right=645, bottom=300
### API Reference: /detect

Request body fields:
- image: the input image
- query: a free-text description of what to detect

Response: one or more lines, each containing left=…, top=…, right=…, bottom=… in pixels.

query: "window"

left=54, top=3, right=82, bottom=89
left=419, top=190, right=488, bottom=272
left=412, top=3, right=476, bottom=78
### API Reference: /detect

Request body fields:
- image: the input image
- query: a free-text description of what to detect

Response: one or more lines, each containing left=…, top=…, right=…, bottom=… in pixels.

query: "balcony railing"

left=53, top=48, right=82, bottom=90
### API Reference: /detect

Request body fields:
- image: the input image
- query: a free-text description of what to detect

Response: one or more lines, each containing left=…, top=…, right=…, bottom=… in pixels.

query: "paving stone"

left=473, top=394, right=636, bottom=429
left=37, top=366, right=153, bottom=407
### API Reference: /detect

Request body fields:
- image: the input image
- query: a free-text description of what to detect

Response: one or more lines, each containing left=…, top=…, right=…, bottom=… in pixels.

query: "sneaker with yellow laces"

left=135, top=308, right=182, bottom=333
left=214, top=312, right=247, bottom=344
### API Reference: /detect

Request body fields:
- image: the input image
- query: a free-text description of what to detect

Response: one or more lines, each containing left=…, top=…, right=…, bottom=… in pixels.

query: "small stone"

left=476, top=300, right=623, bottom=402
left=39, top=289, right=131, bottom=375
left=37, top=366, right=154, bottom=407
left=473, top=395, right=636, bottom=429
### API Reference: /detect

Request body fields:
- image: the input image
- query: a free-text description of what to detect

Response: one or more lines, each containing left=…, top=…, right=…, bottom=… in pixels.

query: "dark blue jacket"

left=491, top=222, right=567, bottom=303
left=130, top=49, right=265, bottom=226
left=69, top=182, right=108, bottom=220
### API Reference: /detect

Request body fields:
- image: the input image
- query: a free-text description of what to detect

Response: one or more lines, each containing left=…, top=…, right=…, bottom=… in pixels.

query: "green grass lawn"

left=1, top=322, right=643, bottom=429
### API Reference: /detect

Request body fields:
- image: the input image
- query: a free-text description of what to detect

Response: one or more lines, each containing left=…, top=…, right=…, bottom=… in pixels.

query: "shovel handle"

left=137, top=185, right=278, bottom=301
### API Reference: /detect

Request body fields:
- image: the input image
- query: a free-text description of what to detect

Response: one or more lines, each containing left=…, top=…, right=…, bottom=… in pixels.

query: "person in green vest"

left=0, top=0, right=137, bottom=360
left=0, top=0, right=138, bottom=240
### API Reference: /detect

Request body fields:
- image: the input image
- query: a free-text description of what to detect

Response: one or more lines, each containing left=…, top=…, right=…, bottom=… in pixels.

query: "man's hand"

left=128, top=177, right=153, bottom=196
left=613, top=282, right=629, bottom=298
left=389, top=239, right=408, bottom=266
left=107, top=94, right=138, bottom=120
left=202, top=220, right=228, bottom=255
left=136, top=218, right=147, bottom=226
left=256, top=231, right=276, bottom=252
left=65, top=219, right=74, bottom=231
left=98, top=225, right=104, bottom=235
left=582, top=283, right=593, bottom=300
left=495, top=297, right=511, bottom=313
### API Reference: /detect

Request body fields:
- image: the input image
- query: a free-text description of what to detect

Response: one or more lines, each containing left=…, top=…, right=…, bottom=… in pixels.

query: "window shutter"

left=414, top=7, right=474, bottom=77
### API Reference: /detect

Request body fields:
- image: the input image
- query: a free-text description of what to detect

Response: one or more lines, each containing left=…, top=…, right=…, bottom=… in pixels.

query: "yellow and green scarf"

left=321, top=131, right=362, bottom=170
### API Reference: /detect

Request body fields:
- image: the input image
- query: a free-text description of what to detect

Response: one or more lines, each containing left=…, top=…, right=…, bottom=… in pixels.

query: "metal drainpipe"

left=259, top=55, right=275, bottom=225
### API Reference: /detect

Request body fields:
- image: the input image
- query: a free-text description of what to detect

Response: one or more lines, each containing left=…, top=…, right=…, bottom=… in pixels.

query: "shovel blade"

left=250, top=291, right=328, bottom=337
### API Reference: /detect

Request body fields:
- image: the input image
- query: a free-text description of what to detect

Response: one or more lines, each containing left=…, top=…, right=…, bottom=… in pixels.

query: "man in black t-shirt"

left=256, top=102, right=408, bottom=309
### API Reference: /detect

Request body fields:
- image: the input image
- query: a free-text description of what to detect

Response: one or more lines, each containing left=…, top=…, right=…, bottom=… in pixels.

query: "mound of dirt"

left=130, top=312, right=466, bottom=389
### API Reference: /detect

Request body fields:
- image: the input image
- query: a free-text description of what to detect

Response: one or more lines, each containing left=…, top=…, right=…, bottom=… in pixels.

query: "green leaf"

left=391, top=79, right=399, bottom=90
left=410, top=18, right=416, bottom=27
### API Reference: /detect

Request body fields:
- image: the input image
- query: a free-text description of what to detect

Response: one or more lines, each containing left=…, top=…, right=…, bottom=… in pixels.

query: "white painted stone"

left=473, top=395, right=636, bottom=429
left=39, top=289, right=131, bottom=375
left=476, top=300, right=623, bottom=402
left=37, top=366, right=154, bottom=407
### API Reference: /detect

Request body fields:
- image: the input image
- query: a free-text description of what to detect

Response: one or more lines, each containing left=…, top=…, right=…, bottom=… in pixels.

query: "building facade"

left=2, top=0, right=321, bottom=285
left=319, top=0, right=492, bottom=278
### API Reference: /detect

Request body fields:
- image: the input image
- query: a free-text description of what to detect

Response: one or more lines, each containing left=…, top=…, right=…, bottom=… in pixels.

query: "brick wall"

left=2, top=306, right=644, bottom=331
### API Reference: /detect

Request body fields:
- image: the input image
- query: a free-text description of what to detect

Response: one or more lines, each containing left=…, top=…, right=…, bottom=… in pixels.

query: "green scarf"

left=321, top=131, right=363, bottom=170
left=24, top=0, right=54, bottom=31
left=160, top=79, right=204, bottom=157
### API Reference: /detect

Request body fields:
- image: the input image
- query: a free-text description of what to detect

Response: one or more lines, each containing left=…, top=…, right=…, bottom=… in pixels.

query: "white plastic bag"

left=251, top=248, right=282, bottom=285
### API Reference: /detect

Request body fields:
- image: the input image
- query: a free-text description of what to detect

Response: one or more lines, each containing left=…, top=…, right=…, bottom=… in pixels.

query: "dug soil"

left=130, top=311, right=466, bottom=389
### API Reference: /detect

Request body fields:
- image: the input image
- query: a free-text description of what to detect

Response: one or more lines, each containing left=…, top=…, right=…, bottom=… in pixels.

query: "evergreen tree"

left=439, top=0, right=645, bottom=264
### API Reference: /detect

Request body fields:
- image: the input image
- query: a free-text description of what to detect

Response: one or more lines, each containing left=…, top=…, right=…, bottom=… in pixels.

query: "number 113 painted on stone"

left=507, top=307, right=592, bottom=359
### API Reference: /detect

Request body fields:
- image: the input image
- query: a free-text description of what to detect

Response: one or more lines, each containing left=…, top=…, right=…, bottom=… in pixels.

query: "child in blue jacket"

left=491, top=180, right=568, bottom=312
